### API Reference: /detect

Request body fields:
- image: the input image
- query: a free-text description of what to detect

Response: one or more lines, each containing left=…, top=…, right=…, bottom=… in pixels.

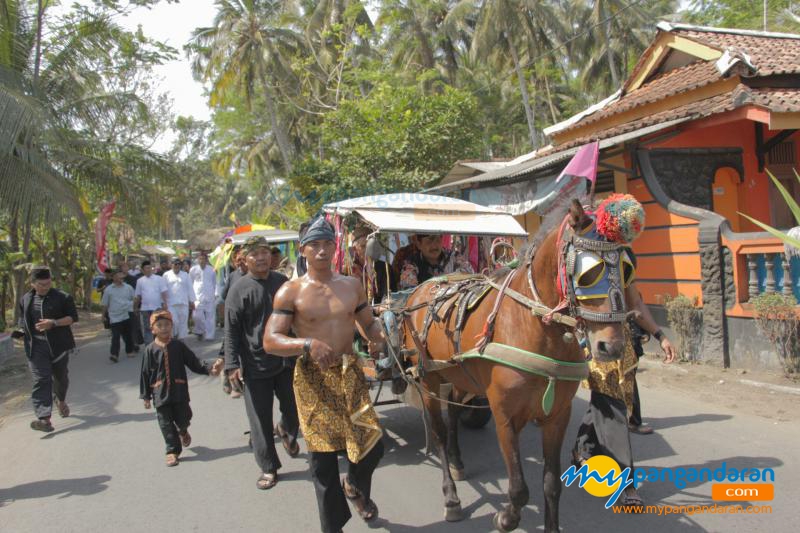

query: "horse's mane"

left=531, top=201, right=570, bottom=248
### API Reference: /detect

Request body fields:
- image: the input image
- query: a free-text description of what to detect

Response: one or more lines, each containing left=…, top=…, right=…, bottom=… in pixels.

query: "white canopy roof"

left=322, top=193, right=527, bottom=237
left=230, top=229, right=299, bottom=245
left=141, top=245, right=176, bottom=256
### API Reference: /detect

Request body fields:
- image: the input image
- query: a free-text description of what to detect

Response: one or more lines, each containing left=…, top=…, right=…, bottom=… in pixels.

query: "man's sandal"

left=256, top=472, right=278, bottom=490
left=628, top=423, right=654, bottom=435
left=30, top=419, right=54, bottom=432
left=56, top=400, right=70, bottom=418
left=275, top=423, right=299, bottom=457
left=341, top=477, right=378, bottom=522
left=166, top=454, right=180, bottom=467
left=571, top=450, right=587, bottom=469
left=622, top=490, right=644, bottom=508
left=180, top=431, right=191, bottom=448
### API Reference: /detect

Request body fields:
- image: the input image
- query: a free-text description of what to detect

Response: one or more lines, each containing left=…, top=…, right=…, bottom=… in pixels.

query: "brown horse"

left=398, top=201, right=628, bottom=532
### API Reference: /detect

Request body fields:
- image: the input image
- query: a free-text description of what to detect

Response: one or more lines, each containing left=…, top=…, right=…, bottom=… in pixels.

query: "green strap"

left=542, top=377, right=557, bottom=416
left=456, top=342, right=588, bottom=416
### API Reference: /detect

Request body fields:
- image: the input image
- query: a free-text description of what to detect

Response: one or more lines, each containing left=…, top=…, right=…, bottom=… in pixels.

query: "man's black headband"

left=300, top=216, right=335, bottom=246
left=31, top=267, right=51, bottom=281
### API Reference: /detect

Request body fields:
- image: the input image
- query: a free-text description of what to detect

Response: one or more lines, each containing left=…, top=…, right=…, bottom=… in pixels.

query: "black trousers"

left=574, top=391, right=633, bottom=480
left=110, top=319, right=134, bottom=356
left=310, top=440, right=384, bottom=533
left=629, top=333, right=644, bottom=426
left=129, top=311, right=144, bottom=345
left=629, top=375, right=642, bottom=427
left=243, top=368, right=299, bottom=474
left=28, top=338, right=69, bottom=420
left=156, top=401, right=192, bottom=455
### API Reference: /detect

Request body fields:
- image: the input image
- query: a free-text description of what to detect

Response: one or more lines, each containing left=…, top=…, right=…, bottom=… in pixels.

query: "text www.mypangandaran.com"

left=611, top=504, right=772, bottom=515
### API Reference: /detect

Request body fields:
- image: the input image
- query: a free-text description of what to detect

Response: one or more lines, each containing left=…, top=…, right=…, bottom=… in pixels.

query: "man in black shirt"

left=219, top=247, right=247, bottom=396
left=16, top=266, right=79, bottom=432
left=225, top=236, right=298, bottom=490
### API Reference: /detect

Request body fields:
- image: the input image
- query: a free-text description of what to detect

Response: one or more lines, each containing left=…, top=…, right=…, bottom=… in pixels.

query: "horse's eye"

left=575, top=252, right=605, bottom=288
left=621, top=252, right=635, bottom=288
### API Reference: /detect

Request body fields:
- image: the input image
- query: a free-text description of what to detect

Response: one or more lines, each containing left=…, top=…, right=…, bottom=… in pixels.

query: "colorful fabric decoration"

left=594, top=194, right=645, bottom=244
left=468, top=235, right=479, bottom=272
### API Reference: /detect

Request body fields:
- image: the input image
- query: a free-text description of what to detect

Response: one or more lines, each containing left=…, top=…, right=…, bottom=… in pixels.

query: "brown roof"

left=555, top=25, right=800, bottom=138
left=543, top=84, right=800, bottom=156
left=562, top=61, right=720, bottom=132
left=748, top=88, right=800, bottom=112
left=673, top=29, right=800, bottom=76
left=546, top=92, right=732, bottom=155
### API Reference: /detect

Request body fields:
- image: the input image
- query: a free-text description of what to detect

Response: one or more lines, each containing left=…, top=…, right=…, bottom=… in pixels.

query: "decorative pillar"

left=784, top=255, right=795, bottom=298
left=747, top=254, right=759, bottom=301
left=765, top=253, right=777, bottom=293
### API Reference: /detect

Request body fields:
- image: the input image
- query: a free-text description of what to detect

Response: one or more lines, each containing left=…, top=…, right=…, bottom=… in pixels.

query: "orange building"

left=431, top=22, right=800, bottom=370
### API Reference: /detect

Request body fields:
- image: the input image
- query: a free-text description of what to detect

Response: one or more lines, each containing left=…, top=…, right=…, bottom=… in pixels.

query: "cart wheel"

left=459, top=397, right=492, bottom=429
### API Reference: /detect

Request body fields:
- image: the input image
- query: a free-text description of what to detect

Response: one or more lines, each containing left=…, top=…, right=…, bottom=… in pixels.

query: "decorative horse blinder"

left=560, top=224, right=635, bottom=324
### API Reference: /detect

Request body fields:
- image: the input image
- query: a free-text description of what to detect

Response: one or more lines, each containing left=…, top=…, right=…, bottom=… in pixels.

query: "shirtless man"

left=264, top=216, right=385, bottom=533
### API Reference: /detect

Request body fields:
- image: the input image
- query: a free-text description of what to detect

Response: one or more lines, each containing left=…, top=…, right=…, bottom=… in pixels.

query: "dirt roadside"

left=636, top=354, right=800, bottom=424
left=0, top=310, right=105, bottom=428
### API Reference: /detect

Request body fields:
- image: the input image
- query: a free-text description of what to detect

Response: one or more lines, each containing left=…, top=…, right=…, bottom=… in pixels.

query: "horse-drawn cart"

left=323, top=191, right=644, bottom=531
left=321, top=194, right=528, bottom=429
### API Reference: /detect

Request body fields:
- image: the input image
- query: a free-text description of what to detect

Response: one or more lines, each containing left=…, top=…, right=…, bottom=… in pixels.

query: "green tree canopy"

left=289, top=83, right=482, bottom=203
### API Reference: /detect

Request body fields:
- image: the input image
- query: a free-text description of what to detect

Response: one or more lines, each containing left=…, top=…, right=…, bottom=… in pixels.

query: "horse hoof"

left=444, top=504, right=463, bottom=522
left=492, top=511, right=518, bottom=532
left=449, top=465, right=466, bottom=481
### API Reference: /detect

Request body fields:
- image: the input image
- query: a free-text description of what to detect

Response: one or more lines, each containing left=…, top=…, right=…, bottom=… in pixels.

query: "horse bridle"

left=523, top=216, right=630, bottom=329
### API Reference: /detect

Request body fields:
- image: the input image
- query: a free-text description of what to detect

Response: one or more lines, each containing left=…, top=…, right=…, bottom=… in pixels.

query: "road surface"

left=1, top=331, right=798, bottom=532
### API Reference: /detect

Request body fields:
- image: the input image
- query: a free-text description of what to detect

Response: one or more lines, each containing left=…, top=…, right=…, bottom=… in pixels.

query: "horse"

left=396, top=200, right=631, bottom=532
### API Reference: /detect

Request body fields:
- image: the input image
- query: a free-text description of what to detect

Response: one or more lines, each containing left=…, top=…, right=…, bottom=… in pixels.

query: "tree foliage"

left=7, top=0, right=794, bottom=326
left=291, top=84, right=481, bottom=202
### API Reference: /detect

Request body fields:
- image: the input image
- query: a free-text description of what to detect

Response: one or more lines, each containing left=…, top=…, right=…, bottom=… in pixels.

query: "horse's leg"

left=541, top=405, right=571, bottom=533
left=490, top=396, right=528, bottom=532
left=422, top=376, right=463, bottom=521
left=446, top=388, right=465, bottom=481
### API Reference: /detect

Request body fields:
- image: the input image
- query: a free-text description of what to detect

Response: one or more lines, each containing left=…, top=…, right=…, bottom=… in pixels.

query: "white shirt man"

left=134, top=262, right=168, bottom=343
left=101, top=272, right=136, bottom=361
left=163, top=259, right=196, bottom=339
left=189, top=254, right=217, bottom=340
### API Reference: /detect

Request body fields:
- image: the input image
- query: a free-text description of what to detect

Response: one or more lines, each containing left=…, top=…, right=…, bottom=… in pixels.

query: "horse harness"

left=390, top=214, right=635, bottom=415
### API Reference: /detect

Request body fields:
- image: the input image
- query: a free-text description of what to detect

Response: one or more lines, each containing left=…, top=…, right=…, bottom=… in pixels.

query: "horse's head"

left=561, top=200, right=637, bottom=362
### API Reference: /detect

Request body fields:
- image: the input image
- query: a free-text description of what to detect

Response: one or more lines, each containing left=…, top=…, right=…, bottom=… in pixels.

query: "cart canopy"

left=322, top=193, right=527, bottom=237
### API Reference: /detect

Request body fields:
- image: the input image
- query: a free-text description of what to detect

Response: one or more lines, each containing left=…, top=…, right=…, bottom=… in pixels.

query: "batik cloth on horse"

left=584, top=325, right=638, bottom=414
left=293, top=354, right=382, bottom=463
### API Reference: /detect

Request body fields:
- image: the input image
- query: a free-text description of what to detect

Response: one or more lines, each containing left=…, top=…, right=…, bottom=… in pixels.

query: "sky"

left=51, top=0, right=220, bottom=151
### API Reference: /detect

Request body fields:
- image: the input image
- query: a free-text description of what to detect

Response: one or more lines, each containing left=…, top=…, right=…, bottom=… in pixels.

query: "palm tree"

left=190, top=0, right=305, bottom=174
left=378, top=0, right=475, bottom=88
left=472, top=0, right=565, bottom=149
left=570, top=0, right=676, bottom=95
left=0, top=1, right=175, bottom=314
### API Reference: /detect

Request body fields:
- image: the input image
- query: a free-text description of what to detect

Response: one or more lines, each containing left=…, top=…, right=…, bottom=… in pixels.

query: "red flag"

left=95, top=201, right=116, bottom=273
left=556, top=141, right=599, bottom=184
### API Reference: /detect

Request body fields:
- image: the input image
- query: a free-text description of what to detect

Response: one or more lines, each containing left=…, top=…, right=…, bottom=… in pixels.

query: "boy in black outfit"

left=140, top=310, right=223, bottom=466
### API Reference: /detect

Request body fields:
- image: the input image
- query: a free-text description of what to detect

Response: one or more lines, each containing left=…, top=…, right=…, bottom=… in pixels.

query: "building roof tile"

left=555, top=25, right=800, bottom=137
left=673, top=28, right=800, bottom=76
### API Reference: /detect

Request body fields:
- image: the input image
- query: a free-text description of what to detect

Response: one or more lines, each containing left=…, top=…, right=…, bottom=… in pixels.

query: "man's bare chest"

left=295, top=282, right=358, bottom=323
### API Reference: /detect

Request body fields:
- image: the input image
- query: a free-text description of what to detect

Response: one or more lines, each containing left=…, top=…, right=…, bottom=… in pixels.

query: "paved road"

left=1, top=331, right=798, bottom=532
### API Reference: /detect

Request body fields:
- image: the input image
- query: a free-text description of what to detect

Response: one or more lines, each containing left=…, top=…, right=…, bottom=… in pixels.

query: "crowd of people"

left=14, top=210, right=676, bottom=531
